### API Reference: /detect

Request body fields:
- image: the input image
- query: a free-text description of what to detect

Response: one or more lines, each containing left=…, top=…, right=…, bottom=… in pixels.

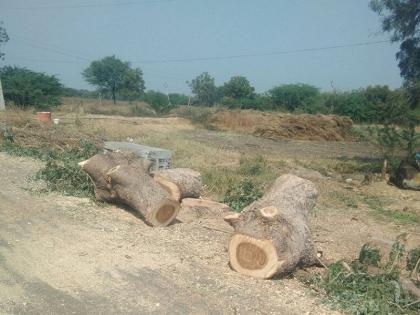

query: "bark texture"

left=154, top=168, right=203, bottom=201
left=224, top=174, right=318, bottom=279
left=80, top=152, right=179, bottom=226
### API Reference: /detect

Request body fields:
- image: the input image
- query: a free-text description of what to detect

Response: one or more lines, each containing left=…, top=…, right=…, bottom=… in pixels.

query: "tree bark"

left=153, top=168, right=203, bottom=201
left=224, top=174, right=318, bottom=279
left=80, top=152, right=180, bottom=226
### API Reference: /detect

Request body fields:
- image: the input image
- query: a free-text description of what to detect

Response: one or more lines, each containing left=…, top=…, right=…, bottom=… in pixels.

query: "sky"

left=0, top=0, right=403, bottom=94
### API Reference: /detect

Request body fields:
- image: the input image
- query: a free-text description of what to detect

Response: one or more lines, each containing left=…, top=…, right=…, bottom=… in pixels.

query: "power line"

left=12, top=35, right=93, bottom=60
left=12, top=38, right=91, bottom=61
left=2, top=0, right=179, bottom=10
left=5, top=39, right=391, bottom=66
left=131, top=40, right=391, bottom=64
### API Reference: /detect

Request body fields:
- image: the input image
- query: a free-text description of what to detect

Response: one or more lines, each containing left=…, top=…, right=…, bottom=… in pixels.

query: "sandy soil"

left=0, top=153, right=340, bottom=315
left=1, top=115, right=418, bottom=315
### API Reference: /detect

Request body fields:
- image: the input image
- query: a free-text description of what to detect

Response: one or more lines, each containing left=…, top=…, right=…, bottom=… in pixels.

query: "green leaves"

left=82, top=56, right=145, bottom=103
left=188, top=72, right=218, bottom=106
left=313, top=236, right=420, bottom=314
left=0, top=66, right=62, bottom=108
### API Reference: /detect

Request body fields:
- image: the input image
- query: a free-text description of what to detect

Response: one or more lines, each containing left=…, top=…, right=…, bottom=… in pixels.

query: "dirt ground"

left=0, top=153, right=340, bottom=315
left=1, top=114, right=419, bottom=314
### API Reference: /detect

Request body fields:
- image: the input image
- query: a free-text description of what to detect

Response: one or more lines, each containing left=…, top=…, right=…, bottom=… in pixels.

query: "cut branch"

left=80, top=152, right=179, bottom=226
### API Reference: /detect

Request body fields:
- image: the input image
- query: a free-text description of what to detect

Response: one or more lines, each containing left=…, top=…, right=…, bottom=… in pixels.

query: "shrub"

left=223, top=179, right=263, bottom=212
left=0, top=136, right=98, bottom=198
left=308, top=236, right=420, bottom=315
left=141, top=90, right=173, bottom=115
left=1, top=66, right=62, bottom=109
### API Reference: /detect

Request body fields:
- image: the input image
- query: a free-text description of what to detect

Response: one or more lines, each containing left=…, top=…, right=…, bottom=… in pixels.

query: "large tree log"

left=153, top=168, right=203, bottom=201
left=224, top=174, right=318, bottom=279
left=80, top=152, right=179, bottom=226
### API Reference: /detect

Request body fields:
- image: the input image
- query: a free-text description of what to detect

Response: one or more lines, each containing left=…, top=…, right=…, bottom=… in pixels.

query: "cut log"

left=224, top=174, right=318, bottom=279
left=80, top=152, right=179, bottom=226
left=153, top=168, right=203, bottom=201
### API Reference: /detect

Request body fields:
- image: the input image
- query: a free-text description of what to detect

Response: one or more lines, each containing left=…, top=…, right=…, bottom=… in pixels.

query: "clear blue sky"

left=1, top=0, right=402, bottom=94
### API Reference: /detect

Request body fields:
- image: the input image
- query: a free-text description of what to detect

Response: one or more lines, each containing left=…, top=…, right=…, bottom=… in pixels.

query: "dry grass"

left=172, top=107, right=354, bottom=141
left=59, top=97, right=155, bottom=117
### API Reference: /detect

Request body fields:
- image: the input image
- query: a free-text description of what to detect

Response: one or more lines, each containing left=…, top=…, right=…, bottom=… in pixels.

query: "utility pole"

left=0, top=76, right=5, bottom=110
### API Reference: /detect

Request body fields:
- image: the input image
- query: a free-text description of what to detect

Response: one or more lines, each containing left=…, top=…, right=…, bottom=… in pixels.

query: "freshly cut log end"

left=147, top=198, right=180, bottom=227
left=226, top=174, right=319, bottom=279
left=229, top=234, right=281, bottom=279
left=80, top=152, right=181, bottom=227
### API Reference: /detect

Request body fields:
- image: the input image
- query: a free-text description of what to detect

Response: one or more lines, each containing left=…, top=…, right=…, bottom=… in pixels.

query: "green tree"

left=370, top=0, right=420, bottom=158
left=268, top=83, right=319, bottom=111
left=188, top=72, right=218, bottom=106
left=142, top=90, right=173, bottom=114
left=223, top=76, right=255, bottom=99
left=0, top=66, right=62, bottom=108
left=0, top=22, right=8, bottom=60
left=82, top=56, right=145, bottom=104
left=168, top=93, right=189, bottom=105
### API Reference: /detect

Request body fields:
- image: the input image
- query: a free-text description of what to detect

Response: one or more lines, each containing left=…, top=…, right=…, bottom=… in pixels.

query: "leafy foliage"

left=188, top=72, right=218, bottom=106
left=0, top=133, right=98, bottom=198
left=223, top=179, right=263, bottom=212
left=142, top=90, right=173, bottom=114
left=310, top=236, right=420, bottom=314
left=168, top=93, right=189, bottom=105
left=269, top=83, right=320, bottom=111
left=223, top=76, right=255, bottom=100
left=0, top=66, right=62, bottom=108
left=370, top=0, right=420, bottom=82
left=83, top=55, right=145, bottom=104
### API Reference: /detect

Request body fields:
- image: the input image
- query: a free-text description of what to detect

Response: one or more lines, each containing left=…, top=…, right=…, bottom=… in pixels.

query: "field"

left=0, top=101, right=419, bottom=314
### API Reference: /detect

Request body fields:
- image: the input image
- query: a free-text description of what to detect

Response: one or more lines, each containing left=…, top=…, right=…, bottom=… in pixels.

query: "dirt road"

left=0, top=153, right=338, bottom=315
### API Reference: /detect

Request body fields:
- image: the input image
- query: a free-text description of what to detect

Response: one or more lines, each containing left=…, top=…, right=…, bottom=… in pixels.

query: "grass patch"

left=223, top=179, right=263, bottom=212
left=362, top=196, right=420, bottom=225
left=329, top=191, right=359, bottom=208
left=305, top=236, right=420, bottom=314
left=203, top=155, right=277, bottom=209
left=171, top=106, right=216, bottom=129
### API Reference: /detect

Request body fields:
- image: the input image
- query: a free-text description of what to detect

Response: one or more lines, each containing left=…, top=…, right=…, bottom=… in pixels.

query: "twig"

left=315, top=255, right=328, bottom=269
left=405, top=299, right=420, bottom=308
left=201, top=225, right=230, bottom=234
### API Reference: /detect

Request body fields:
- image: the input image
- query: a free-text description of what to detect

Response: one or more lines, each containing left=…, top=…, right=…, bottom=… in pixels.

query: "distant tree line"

left=0, top=62, right=415, bottom=127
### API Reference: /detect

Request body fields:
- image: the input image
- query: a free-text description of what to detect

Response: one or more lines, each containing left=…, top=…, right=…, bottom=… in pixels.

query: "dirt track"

left=0, top=153, right=339, bottom=315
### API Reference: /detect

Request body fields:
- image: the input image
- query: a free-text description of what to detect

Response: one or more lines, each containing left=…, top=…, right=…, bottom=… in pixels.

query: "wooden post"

left=0, top=77, right=5, bottom=110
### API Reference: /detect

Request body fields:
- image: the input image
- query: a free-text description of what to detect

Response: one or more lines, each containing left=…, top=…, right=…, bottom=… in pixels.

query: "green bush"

left=0, top=137, right=98, bottom=198
left=1, top=66, right=62, bottom=109
left=223, top=179, right=263, bottom=212
left=309, top=236, right=420, bottom=315
left=141, top=90, right=174, bottom=115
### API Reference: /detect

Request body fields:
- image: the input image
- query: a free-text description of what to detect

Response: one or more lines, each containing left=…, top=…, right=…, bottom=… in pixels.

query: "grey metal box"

left=104, top=141, right=172, bottom=171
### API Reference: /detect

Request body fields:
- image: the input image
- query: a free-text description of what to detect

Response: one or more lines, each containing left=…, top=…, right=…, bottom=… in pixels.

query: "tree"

left=142, top=90, right=173, bottom=114
left=0, top=22, right=8, bottom=60
left=0, top=66, right=62, bottom=108
left=370, top=0, right=420, bottom=158
left=82, top=56, right=145, bottom=104
left=268, top=83, right=319, bottom=111
left=168, top=93, right=189, bottom=105
left=188, top=72, right=218, bottom=106
left=223, top=76, right=255, bottom=100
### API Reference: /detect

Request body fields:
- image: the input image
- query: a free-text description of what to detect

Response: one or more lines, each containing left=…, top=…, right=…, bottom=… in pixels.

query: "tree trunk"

left=80, top=152, right=180, bottom=226
left=153, top=168, right=203, bottom=201
left=224, top=174, right=319, bottom=279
